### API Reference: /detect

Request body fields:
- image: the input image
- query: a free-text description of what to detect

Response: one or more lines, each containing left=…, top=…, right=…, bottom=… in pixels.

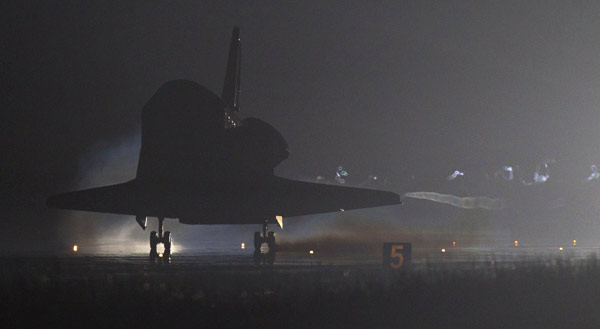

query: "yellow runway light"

left=73, top=244, right=78, bottom=252
left=241, top=242, right=245, bottom=249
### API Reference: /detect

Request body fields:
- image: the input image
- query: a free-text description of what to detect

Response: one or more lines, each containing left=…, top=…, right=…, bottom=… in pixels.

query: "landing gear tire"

left=266, top=231, right=276, bottom=265
left=163, top=231, right=172, bottom=264
left=267, top=231, right=276, bottom=252
left=254, top=221, right=277, bottom=265
left=253, top=249, right=261, bottom=265
left=150, top=231, right=159, bottom=263
left=254, top=232, right=262, bottom=250
left=146, top=217, right=172, bottom=264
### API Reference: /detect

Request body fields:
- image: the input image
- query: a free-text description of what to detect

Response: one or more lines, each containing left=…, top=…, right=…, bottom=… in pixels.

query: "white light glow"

left=447, top=170, right=464, bottom=181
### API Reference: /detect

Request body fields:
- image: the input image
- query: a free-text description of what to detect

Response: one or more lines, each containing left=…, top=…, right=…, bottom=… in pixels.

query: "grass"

left=1, top=255, right=600, bottom=328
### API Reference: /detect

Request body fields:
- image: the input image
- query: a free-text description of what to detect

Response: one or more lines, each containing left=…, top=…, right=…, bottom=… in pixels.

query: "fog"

left=54, top=129, right=600, bottom=255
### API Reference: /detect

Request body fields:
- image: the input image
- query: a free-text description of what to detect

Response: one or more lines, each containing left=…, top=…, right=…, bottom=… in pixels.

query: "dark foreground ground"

left=2, top=252, right=600, bottom=328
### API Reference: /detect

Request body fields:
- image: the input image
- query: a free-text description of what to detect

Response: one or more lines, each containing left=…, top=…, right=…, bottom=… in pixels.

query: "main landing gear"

left=253, top=221, right=276, bottom=265
left=149, top=217, right=171, bottom=264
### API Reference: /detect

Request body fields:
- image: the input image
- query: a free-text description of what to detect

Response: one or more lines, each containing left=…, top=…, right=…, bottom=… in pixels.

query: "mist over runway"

left=43, top=129, right=600, bottom=258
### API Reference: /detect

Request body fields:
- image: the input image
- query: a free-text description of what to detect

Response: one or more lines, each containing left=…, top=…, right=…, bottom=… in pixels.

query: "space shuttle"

left=47, top=27, right=401, bottom=262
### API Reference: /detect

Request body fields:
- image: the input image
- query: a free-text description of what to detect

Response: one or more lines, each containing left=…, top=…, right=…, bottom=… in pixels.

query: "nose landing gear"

left=149, top=217, right=171, bottom=264
left=253, top=221, right=276, bottom=265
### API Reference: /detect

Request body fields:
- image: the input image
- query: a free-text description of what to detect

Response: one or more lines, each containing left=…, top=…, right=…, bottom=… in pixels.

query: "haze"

left=3, top=1, right=600, bottom=253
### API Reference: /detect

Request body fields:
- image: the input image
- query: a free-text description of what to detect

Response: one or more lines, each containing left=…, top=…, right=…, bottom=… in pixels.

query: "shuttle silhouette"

left=47, top=27, right=401, bottom=262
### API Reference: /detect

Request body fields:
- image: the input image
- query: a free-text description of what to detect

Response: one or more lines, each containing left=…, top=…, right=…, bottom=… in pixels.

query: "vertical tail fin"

left=222, top=26, right=241, bottom=112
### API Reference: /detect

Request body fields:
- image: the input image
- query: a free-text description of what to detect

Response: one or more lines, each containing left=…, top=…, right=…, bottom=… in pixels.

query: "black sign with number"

left=383, top=242, right=412, bottom=269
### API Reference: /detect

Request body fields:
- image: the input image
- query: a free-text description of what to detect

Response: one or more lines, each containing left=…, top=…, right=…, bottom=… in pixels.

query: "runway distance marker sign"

left=383, top=243, right=412, bottom=269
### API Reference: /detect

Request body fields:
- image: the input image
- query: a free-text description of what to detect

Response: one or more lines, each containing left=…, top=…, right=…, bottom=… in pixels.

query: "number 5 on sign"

left=390, top=244, right=404, bottom=268
left=383, top=243, right=412, bottom=269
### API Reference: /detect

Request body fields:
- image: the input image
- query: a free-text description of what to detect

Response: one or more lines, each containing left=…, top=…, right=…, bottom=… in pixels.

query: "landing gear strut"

left=253, top=220, right=276, bottom=265
left=149, top=217, right=171, bottom=264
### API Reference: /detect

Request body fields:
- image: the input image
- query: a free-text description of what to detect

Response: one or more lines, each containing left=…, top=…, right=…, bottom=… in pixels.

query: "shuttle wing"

left=47, top=177, right=401, bottom=222
left=267, top=177, right=401, bottom=218
left=47, top=181, right=141, bottom=216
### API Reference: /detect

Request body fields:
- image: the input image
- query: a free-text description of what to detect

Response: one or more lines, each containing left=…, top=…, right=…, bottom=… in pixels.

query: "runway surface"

left=5, top=246, right=600, bottom=328
left=6, top=245, right=600, bottom=276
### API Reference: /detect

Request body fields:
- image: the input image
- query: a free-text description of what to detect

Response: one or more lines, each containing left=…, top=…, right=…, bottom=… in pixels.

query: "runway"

left=5, top=245, right=599, bottom=277
left=4, top=246, right=600, bottom=328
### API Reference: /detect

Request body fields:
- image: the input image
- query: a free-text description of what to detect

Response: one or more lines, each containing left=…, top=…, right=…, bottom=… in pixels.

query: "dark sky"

left=4, top=1, right=600, bottom=253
